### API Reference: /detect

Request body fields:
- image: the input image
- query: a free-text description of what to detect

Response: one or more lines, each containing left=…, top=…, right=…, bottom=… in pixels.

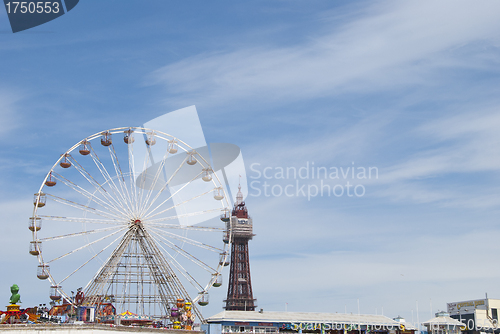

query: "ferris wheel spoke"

left=144, top=208, right=221, bottom=225
left=145, top=222, right=224, bottom=232
left=67, top=156, right=130, bottom=217
left=47, top=194, right=126, bottom=221
left=127, top=142, right=139, bottom=214
left=108, top=144, right=136, bottom=217
left=138, top=148, right=172, bottom=217
left=148, top=226, right=222, bottom=253
left=135, top=144, right=155, bottom=217
left=39, top=225, right=124, bottom=242
left=144, top=185, right=213, bottom=220
left=143, top=169, right=205, bottom=220
left=38, top=215, right=122, bottom=225
left=57, top=231, right=125, bottom=285
left=51, top=172, right=126, bottom=218
left=148, top=233, right=204, bottom=291
left=148, top=229, right=216, bottom=273
left=46, top=227, right=127, bottom=264
left=86, top=147, right=131, bottom=215
left=139, top=153, right=190, bottom=217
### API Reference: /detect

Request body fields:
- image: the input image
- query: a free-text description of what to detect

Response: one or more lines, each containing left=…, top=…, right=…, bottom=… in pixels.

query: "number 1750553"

left=5, top=2, right=60, bottom=14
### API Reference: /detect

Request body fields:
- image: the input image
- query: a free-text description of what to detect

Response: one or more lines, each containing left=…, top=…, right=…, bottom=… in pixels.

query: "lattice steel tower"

left=223, top=184, right=256, bottom=311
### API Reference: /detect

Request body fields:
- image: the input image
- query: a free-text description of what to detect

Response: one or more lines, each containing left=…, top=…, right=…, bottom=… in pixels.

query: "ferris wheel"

left=29, top=127, right=232, bottom=321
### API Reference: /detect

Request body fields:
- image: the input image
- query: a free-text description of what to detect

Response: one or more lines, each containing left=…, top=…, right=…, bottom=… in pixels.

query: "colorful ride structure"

left=170, top=299, right=195, bottom=330
left=0, top=284, right=38, bottom=324
left=49, top=288, right=117, bottom=323
left=0, top=284, right=114, bottom=325
left=104, top=310, right=154, bottom=326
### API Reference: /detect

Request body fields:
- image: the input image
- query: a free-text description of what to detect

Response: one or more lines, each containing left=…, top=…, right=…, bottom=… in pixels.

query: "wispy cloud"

left=373, top=106, right=500, bottom=207
left=385, top=107, right=500, bottom=179
left=241, top=103, right=500, bottom=209
left=148, top=0, right=500, bottom=109
left=146, top=0, right=500, bottom=211
left=252, top=229, right=500, bottom=314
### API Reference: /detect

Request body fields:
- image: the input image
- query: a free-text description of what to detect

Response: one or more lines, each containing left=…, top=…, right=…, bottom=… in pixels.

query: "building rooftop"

left=422, top=315, right=464, bottom=327
left=207, top=310, right=401, bottom=326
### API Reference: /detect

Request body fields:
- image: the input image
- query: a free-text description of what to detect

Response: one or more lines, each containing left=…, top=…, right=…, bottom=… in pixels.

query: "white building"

left=447, top=298, right=500, bottom=334
left=205, top=310, right=415, bottom=334
left=422, top=311, right=463, bottom=334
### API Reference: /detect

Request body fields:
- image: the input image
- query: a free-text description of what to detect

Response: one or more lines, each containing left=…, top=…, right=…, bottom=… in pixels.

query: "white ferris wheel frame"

left=30, top=127, right=232, bottom=315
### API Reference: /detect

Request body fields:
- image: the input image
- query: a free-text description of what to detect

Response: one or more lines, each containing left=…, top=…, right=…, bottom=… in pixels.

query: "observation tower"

left=223, top=184, right=256, bottom=311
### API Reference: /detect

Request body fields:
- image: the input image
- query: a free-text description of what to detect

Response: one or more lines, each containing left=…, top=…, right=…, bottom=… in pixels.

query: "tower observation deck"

left=223, top=184, right=256, bottom=311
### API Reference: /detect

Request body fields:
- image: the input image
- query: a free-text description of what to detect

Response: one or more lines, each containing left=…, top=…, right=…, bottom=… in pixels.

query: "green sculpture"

left=9, top=284, right=20, bottom=304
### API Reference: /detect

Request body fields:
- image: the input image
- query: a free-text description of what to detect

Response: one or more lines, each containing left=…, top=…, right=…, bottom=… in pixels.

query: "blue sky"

left=1, top=0, right=500, bottom=324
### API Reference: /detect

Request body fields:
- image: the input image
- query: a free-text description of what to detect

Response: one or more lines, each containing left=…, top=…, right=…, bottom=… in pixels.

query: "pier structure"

left=0, top=324, right=202, bottom=334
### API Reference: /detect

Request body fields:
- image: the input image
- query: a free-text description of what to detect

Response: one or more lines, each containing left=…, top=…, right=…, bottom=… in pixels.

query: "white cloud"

left=145, top=0, right=500, bottom=211
left=251, top=229, right=500, bottom=317
left=392, top=108, right=500, bottom=176
left=148, top=0, right=500, bottom=109
left=241, top=102, right=500, bottom=208
left=245, top=113, right=389, bottom=169
left=371, top=106, right=500, bottom=207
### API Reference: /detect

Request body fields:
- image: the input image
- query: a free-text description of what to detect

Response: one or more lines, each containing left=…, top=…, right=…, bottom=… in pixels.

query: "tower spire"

left=236, top=176, right=243, bottom=206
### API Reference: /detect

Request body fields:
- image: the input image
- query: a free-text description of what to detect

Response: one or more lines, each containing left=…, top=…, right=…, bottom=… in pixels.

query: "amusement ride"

left=27, top=127, right=233, bottom=326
